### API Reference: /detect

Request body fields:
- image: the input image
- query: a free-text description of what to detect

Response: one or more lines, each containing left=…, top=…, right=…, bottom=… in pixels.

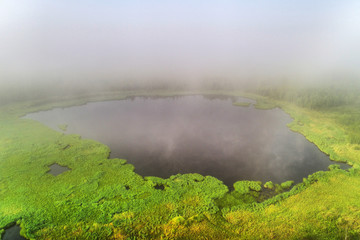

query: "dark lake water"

left=26, top=95, right=345, bottom=186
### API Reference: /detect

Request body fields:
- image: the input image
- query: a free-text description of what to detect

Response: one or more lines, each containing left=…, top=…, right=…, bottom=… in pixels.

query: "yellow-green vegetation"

left=1, top=90, right=360, bottom=239
left=232, top=102, right=251, bottom=107
left=253, top=100, right=278, bottom=110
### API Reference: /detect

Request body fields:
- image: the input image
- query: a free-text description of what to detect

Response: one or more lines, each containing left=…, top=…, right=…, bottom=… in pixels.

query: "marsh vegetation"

left=1, top=88, right=360, bottom=239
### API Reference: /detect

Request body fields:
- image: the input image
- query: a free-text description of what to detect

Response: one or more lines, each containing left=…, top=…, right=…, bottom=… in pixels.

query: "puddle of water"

left=2, top=225, right=26, bottom=240
left=48, top=163, right=70, bottom=176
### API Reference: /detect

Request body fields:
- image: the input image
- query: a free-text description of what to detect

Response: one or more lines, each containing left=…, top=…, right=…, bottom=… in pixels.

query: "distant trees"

left=337, top=112, right=360, bottom=144
left=255, top=86, right=357, bottom=110
left=255, top=83, right=360, bottom=144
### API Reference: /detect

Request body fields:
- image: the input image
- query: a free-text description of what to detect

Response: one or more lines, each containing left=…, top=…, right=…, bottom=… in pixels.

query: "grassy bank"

left=1, top=90, right=360, bottom=239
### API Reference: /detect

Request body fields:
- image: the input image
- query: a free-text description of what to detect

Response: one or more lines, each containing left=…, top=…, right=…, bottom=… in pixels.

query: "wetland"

left=25, top=95, right=343, bottom=187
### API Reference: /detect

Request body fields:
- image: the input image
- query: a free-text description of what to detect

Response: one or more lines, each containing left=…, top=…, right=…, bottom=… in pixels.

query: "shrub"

left=264, top=181, right=275, bottom=189
left=233, top=181, right=262, bottom=194
left=328, top=164, right=341, bottom=171
left=280, top=181, right=294, bottom=189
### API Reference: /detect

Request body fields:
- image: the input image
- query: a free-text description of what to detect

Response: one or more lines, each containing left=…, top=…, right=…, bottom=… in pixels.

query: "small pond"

left=48, top=163, right=70, bottom=176
left=26, top=95, right=346, bottom=186
left=2, top=225, right=26, bottom=240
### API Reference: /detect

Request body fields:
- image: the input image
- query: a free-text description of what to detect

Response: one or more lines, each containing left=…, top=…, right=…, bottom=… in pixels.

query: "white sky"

left=0, top=0, right=359, bottom=87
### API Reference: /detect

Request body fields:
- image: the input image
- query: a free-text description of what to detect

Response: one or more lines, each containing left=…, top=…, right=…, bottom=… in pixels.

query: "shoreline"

left=1, top=90, right=359, bottom=239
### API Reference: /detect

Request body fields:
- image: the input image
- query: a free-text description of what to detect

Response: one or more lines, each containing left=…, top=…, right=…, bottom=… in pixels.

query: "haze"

left=1, top=0, right=360, bottom=96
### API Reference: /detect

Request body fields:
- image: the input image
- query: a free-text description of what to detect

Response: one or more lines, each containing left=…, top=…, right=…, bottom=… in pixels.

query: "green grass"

left=254, top=99, right=278, bottom=110
left=1, top=90, right=360, bottom=239
left=232, top=102, right=252, bottom=107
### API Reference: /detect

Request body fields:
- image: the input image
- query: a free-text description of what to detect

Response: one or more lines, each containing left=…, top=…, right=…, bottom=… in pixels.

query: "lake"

left=26, top=95, right=344, bottom=187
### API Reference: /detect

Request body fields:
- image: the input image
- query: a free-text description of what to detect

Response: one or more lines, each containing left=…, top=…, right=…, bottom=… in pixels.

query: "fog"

left=1, top=0, right=360, bottom=98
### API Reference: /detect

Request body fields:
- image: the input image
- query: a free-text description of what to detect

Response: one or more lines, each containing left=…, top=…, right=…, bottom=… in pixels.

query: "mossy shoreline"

left=1, top=90, right=360, bottom=239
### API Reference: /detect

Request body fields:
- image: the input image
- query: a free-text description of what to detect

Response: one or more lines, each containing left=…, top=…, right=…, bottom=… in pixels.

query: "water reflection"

left=26, top=95, right=343, bottom=186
